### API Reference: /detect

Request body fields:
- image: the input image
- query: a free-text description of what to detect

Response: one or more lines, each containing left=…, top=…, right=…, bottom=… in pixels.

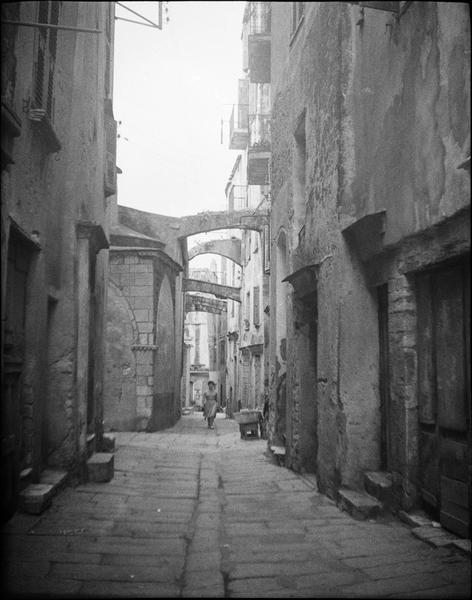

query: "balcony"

left=246, top=2, right=271, bottom=83
left=247, top=113, right=270, bottom=185
left=229, top=104, right=249, bottom=150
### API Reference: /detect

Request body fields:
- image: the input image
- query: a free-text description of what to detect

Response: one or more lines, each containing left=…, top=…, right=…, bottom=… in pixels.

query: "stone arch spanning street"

left=117, top=205, right=269, bottom=243
left=103, top=204, right=266, bottom=435
left=188, top=238, right=242, bottom=267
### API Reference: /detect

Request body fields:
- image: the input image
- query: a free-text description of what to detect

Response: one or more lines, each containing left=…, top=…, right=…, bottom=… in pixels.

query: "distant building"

left=183, top=265, right=227, bottom=409
left=269, top=1, right=470, bottom=536
left=1, top=2, right=117, bottom=518
left=225, top=0, right=272, bottom=415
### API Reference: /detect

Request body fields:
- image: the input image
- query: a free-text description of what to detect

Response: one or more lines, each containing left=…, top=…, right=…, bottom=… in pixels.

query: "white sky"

left=113, top=1, right=245, bottom=218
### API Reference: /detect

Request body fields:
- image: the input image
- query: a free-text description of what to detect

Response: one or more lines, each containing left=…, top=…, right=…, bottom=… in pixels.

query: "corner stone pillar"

left=76, top=222, right=109, bottom=465
left=387, top=273, right=419, bottom=510
left=76, top=231, right=91, bottom=463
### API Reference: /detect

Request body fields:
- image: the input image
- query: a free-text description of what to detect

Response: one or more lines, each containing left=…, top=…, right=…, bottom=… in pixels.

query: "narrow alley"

left=2, top=413, right=470, bottom=598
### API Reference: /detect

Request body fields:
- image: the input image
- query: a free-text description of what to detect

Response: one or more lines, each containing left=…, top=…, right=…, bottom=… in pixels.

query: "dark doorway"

left=87, top=257, right=96, bottom=434
left=295, top=290, right=318, bottom=473
left=1, top=228, right=34, bottom=520
left=377, top=283, right=390, bottom=470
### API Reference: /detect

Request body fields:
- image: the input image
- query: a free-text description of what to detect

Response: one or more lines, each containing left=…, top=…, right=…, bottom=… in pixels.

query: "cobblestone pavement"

left=1, top=413, right=470, bottom=598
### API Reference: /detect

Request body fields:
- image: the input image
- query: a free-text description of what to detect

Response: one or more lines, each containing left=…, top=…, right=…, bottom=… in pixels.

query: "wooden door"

left=1, top=236, right=30, bottom=520
left=416, top=258, right=470, bottom=537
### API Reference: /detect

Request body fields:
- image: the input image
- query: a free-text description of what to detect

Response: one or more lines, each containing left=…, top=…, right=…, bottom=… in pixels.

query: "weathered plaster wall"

left=269, top=1, right=470, bottom=502
left=104, top=281, right=138, bottom=431
left=270, top=2, right=380, bottom=492
left=1, top=2, right=113, bottom=476
left=343, top=2, right=470, bottom=241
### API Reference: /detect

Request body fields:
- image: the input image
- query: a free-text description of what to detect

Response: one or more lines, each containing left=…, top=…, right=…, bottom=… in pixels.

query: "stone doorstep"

left=86, top=433, right=96, bottom=458
left=270, top=445, right=286, bottom=466
left=364, top=471, right=393, bottom=504
left=448, top=538, right=471, bottom=556
left=398, top=509, right=432, bottom=528
left=18, top=483, right=54, bottom=515
left=101, top=433, right=116, bottom=452
left=337, top=487, right=383, bottom=521
left=399, top=511, right=471, bottom=556
left=411, top=525, right=471, bottom=554
left=18, top=468, right=68, bottom=516
left=40, top=468, right=68, bottom=490
left=19, top=467, right=33, bottom=491
left=86, top=452, right=114, bottom=483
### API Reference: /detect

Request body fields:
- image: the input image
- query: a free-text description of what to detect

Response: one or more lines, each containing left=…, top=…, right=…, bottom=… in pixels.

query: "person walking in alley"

left=203, top=381, right=218, bottom=429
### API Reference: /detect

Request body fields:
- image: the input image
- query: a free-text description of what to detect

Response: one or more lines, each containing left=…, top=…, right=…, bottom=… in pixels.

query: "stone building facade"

left=268, top=1, right=470, bottom=536
left=104, top=215, right=182, bottom=431
left=103, top=204, right=184, bottom=432
left=224, top=0, right=272, bottom=414
left=1, top=2, right=117, bottom=518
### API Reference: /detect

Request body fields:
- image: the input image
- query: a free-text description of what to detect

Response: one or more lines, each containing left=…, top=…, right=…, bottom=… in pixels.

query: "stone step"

left=18, top=468, right=69, bottom=515
left=101, top=433, right=115, bottom=453
left=364, top=470, right=393, bottom=505
left=19, top=467, right=33, bottom=492
left=18, top=483, right=54, bottom=515
left=398, top=509, right=432, bottom=528
left=40, top=468, right=68, bottom=490
left=86, top=433, right=96, bottom=458
left=269, top=445, right=286, bottom=466
left=411, top=524, right=463, bottom=548
left=337, top=487, right=383, bottom=520
left=87, top=452, right=114, bottom=483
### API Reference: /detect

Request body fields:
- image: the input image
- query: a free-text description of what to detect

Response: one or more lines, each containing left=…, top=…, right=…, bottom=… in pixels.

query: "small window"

left=253, top=286, right=260, bottom=327
left=245, top=291, right=251, bottom=326
left=293, top=111, right=306, bottom=237
left=104, top=3, right=113, bottom=97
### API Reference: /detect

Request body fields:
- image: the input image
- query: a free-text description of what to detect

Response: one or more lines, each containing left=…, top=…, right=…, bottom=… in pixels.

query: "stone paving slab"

left=1, top=413, right=470, bottom=598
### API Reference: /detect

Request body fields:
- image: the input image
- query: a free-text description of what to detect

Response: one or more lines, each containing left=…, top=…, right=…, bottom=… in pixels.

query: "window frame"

left=33, top=1, right=61, bottom=121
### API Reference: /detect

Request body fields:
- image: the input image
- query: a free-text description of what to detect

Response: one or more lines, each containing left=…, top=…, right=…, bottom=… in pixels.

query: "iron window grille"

left=33, top=1, right=61, bottom=121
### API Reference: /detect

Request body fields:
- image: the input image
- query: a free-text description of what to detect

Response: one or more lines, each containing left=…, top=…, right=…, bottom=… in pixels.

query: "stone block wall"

left=105, top=246, right=182, bottom=432
left=106, top=252, right=155, bottom=431
left=387, top=274, right=419, bottom=511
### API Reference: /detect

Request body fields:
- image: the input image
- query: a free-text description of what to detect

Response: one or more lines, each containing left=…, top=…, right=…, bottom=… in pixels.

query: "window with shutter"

left=105, top=3, right=112, bottom=97
left=104, top=99, right=117, bottom=196
left=33, top=1, right=61, bottom=121
left=253, top=286, right=260, bottom=326
left=245, top=291, right=251, bottom=327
